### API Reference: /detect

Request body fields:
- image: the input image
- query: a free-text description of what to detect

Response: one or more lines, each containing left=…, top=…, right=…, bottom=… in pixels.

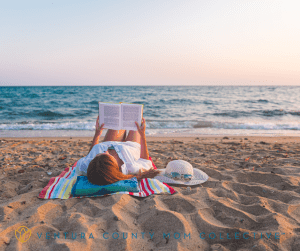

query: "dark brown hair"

left=87, top=154, right=133, bottom=185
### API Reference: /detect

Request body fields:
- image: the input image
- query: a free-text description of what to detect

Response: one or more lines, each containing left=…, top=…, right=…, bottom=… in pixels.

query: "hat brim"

left=154, top=168, right=209, bottom=185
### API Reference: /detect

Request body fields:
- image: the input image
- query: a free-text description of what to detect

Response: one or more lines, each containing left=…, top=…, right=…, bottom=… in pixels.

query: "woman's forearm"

left=88, top=133, right=100, bottom=153
left=135, top=118, right=149, bottom=160
left=140, top=134, right=149, bottom=160
left=89, top=118, right=104, bottom=154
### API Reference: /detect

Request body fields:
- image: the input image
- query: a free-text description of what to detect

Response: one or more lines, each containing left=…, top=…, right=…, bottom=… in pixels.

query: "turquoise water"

left=1, top=86, right=300, bottom=137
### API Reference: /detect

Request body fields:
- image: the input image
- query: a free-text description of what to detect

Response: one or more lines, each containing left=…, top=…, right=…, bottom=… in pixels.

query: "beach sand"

left=1, top=136, right=300, bottom=251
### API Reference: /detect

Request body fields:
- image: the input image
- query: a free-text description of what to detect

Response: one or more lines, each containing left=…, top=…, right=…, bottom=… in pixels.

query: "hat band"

left=166, top=172, right=192, bottom=181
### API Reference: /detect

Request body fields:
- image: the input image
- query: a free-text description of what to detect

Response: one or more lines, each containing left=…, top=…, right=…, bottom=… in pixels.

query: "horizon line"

left=1, top=84, right=300, bottom=87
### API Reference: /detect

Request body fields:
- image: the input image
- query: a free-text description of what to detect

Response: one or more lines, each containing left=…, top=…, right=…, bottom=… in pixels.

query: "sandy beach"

left=1, top=136, right=300, bottom=251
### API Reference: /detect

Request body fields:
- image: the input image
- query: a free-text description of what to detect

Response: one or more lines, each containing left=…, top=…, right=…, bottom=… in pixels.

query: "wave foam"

left=0, top=122, right=95, bottom=131
left=0, top=120, right=299, bottom=131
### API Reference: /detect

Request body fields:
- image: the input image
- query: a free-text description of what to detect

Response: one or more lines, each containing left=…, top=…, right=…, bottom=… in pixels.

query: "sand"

left=1, top=136, right=300, bottom=251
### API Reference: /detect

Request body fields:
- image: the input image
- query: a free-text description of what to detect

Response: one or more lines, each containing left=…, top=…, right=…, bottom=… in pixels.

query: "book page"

left=99, top=103, right=121, bottom=130
left=121, top=103, right=143, bottom=131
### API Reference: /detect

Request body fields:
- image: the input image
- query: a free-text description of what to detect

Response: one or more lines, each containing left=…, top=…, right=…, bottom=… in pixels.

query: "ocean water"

left=1, top=86, right=300, bottom=137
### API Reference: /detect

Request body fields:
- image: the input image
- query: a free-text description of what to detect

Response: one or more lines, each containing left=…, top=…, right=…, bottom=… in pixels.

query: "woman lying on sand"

left=75, top=116, right=160, bottom=185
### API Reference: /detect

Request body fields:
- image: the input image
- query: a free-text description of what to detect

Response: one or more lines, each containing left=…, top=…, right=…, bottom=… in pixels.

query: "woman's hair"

left=87, top=154, right=133, bottom=185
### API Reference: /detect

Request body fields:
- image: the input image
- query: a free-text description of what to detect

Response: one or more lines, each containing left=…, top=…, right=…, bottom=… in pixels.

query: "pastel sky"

left=1, top=0, right=299, bottom=86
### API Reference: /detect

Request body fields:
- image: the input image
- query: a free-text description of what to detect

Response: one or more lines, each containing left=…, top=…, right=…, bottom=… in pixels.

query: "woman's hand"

left=135, top=118, right=146, bottom=138
left=95, top=116, right=105, bottom=136
left=135, top=168, right=161, bottom=181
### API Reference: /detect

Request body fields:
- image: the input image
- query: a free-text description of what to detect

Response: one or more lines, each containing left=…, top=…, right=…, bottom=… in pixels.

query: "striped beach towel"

left=39, top=158, right=176, bottom=199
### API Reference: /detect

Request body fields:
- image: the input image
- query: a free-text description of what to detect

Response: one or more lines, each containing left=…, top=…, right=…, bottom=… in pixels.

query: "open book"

left=99, top=102, right=143, bottom=131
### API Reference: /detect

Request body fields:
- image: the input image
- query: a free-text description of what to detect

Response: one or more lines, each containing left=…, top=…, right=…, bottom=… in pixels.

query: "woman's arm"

left=88, top=116, right=105, bottom=154
left=133, top=169, right=161, bottom=181
left=135, top=118, right=149, bottom=160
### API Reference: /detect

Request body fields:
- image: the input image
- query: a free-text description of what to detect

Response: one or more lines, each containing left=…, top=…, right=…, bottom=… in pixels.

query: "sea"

left=1, top=86, right=300, bottom=138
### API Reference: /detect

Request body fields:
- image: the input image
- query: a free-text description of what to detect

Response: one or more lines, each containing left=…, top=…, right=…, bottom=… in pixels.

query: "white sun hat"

left=155, top=160, right=209, bottom=185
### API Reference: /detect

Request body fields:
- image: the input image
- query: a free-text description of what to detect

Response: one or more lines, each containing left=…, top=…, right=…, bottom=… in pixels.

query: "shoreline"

left=1, top=135, right=300, bottom=143
left=2, top=128, right=300, bottom=138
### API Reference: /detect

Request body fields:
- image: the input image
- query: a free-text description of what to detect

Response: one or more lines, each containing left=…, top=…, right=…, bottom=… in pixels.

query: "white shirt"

left=75, top=141, right=152, bottom=176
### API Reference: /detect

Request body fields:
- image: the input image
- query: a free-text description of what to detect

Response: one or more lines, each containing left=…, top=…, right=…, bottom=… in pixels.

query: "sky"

left=0, top=0, right=299, bottom=86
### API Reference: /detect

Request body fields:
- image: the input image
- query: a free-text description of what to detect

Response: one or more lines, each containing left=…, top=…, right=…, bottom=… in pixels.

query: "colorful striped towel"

left=39, top=158, right=176, bottom=199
